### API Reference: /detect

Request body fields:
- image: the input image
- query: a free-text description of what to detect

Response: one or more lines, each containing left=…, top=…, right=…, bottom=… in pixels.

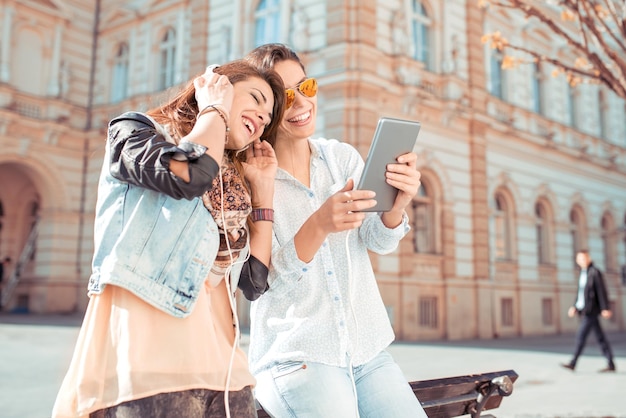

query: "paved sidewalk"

left=1, top=313, right=624, bottom=418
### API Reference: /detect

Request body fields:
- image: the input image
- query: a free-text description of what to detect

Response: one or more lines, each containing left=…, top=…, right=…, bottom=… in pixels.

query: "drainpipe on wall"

left=74, top=0, right=100, bottom=313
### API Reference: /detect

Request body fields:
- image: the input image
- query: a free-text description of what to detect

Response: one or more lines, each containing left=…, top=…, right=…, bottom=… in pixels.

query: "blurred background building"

left=1, top=0, right=625, bottom=341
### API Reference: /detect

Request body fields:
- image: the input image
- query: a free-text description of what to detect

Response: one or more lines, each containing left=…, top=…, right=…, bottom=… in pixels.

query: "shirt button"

left=334, top=296, right=340, bottom=301
left=340, top=321, right=345, bottom=326
left=327, top=271, right=332, bottom=275
left=302, top=267, right=308, bottom=272
left=309, top=192, right=314, bottom=197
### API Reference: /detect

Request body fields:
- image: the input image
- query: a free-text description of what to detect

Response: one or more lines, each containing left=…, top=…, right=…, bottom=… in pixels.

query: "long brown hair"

left=147, top=60, right=285, bottom=150
left=245, top=43, right=305, bottom=74
left=244, top=44, right=305, bottom=147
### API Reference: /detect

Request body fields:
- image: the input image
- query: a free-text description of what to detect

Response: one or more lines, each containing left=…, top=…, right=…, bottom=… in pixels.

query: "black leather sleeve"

left=238, top=255, right=270, bottom=301
left=107, top=112, right=219, bottom=200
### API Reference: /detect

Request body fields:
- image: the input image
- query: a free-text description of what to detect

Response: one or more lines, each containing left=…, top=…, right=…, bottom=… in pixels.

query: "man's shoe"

left=599, top=366, right=616, bottom=373
left=560, top=363, right=575, bottom=371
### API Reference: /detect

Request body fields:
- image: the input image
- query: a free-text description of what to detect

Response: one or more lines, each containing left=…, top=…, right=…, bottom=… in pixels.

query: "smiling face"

left=273, top=59, right=317, bottom=143
left=226, top=76, right=275, bottom=151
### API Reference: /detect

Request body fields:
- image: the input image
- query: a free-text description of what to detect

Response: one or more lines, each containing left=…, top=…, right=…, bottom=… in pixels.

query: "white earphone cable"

left=217, top=167, right=250, bottom=418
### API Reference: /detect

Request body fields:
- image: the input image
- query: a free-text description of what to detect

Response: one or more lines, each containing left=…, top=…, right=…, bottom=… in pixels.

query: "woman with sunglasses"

left=244, top=44, right=426, bottom=417
left=52, top=61, right=284, bottom=418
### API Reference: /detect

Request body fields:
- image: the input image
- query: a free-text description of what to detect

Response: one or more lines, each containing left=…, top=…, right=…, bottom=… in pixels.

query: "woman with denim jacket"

left=52, top=60, right=284, bottom=418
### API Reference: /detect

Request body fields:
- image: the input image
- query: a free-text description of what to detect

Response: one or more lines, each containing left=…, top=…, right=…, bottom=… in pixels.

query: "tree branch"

left=483, top=0, right=626, bottom=98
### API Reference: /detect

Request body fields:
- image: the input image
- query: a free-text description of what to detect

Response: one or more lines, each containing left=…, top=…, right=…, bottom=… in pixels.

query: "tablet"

left=356, top=117, right=421, bottom=212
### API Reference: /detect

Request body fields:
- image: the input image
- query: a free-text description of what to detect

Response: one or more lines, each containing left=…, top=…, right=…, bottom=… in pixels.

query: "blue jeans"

left=254, top=350, right=427, bottom=418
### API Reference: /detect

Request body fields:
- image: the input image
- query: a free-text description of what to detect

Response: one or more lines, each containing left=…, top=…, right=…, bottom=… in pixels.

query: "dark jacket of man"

left=574, top=262, right=610, bottom=316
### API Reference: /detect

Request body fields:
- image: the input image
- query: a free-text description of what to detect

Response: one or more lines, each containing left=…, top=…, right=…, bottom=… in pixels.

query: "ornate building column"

left=1, top=5, right=15, bottom=83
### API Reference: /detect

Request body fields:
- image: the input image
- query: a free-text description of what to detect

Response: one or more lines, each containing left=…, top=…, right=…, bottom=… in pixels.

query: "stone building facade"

left=0, top=0, right=625, bottom=341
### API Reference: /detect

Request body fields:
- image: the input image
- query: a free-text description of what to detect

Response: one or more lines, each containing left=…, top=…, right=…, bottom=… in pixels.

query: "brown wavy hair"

left=147, top=60, right=285, bottom=155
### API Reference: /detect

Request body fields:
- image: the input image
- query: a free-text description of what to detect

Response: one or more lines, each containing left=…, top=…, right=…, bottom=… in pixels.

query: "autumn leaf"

left=481, top=31, right=508, bottom=51
left=560, top=9, right=576, bottom=22
left=501, top=55, right=518, bottom=69
left=574, top=57, right=589, bottom=69
left=594, top=5, right=609, bottom=19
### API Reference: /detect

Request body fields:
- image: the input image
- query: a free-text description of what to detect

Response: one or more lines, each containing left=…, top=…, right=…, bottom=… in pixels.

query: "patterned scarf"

left=202, top=156, right=251, bottom=288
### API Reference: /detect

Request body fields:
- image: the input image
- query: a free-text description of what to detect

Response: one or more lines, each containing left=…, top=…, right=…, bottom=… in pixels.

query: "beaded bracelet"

left=250, top=208, right=274, bottom=222
left=197, top=104, right=230, bottom=143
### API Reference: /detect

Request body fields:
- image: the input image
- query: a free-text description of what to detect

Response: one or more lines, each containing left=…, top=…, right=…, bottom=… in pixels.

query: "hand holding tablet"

left=356, top=117, right=421, bottom=212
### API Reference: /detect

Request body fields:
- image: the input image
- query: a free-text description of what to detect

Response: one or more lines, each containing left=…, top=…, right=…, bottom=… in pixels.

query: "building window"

left=531, top=63, right=544, bottom=115
left=542, top=298, right=553, bottom=326
left=28, top=201, right=39, bottom=261
left=159, top=28, right=177, bottom=90
left=410, top=0, right=432, bottom=70
left=535, top=202, right=551, bottom=265
left=419, top=296, right=438, bottom=328
left=489, top=52, right=506, bottom=100
left=598, top=90, right=609, bottom=140
left=566, top=84, right=579, bottom=128
left=412, top=181, right=435, bottom=253
left=501, top=297, right=514, bottom=327
left=494, top=193, right=512, bottom=260
left=570, top=208, right=585, bottom=266
left=111, top=43, right=129, bottom=103
left=601, top=214, right=617, bottom=273
left=254, top=0, right=281, bottom=47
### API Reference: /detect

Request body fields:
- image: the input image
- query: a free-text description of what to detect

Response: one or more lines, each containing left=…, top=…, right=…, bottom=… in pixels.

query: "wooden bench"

left=257, top=369, right=518, bottom=418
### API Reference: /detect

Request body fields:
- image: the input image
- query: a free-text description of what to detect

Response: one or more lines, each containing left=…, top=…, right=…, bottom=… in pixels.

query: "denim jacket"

left=87, top=112, right=223, bottom=318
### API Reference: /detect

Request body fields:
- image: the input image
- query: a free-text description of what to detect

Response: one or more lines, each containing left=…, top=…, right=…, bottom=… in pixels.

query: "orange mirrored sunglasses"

left=285, top=78, right=318, bottom=109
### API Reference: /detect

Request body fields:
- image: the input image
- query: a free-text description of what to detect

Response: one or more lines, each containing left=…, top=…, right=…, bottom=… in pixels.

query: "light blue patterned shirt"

left=248, top=137, right=410, bottom=375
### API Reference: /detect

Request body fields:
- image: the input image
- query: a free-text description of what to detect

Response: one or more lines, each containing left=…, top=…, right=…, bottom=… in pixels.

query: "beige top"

left=52, top=279, right=254, bottom=417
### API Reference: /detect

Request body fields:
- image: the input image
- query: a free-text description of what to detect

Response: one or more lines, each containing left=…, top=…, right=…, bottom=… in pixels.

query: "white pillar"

left=175, top=7, right=186, bottom=84
left=143, top=22, right=151, bottom=93
left=1, top=6, right=15, bottom=82
left=47, top=23, right=63, bottom=96
left=128, top=27, right=137, bottom=96
left=231, top=0, right=242, bottom=59
left=280, top=0, right=290, bottom=43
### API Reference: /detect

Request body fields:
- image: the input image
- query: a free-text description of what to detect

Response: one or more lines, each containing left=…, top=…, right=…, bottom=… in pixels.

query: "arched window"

left=28, top=201, right=39, bottom=261
left=410, top=0, right=432, bottom=70
left=254, top=0, right=281, bottom=47
left=489, top=52, right=506, bottom=100
left=412, top=181, right=435, bottom=253
left=601, top=214, right=617, bottom=273
left=13, top=28, right=44, bottom=95
left=111, top=43, right=129, bottom=103
left=569, top=208, right=585, bottom=265
left=494, top=192, right=512, bottom=260
left=531, top=62, right=544, bottom=115
left=535, top=201, right=551, bottom=264
left=159, top=28, right=177, bottom=90
left=598, top=90, right=609, bottom=140
left=566, top=83, right=579, bottom=129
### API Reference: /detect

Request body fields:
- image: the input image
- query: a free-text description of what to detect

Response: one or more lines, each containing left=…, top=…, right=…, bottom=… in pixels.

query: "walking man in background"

left=561, top=249, right=616, bottom=372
